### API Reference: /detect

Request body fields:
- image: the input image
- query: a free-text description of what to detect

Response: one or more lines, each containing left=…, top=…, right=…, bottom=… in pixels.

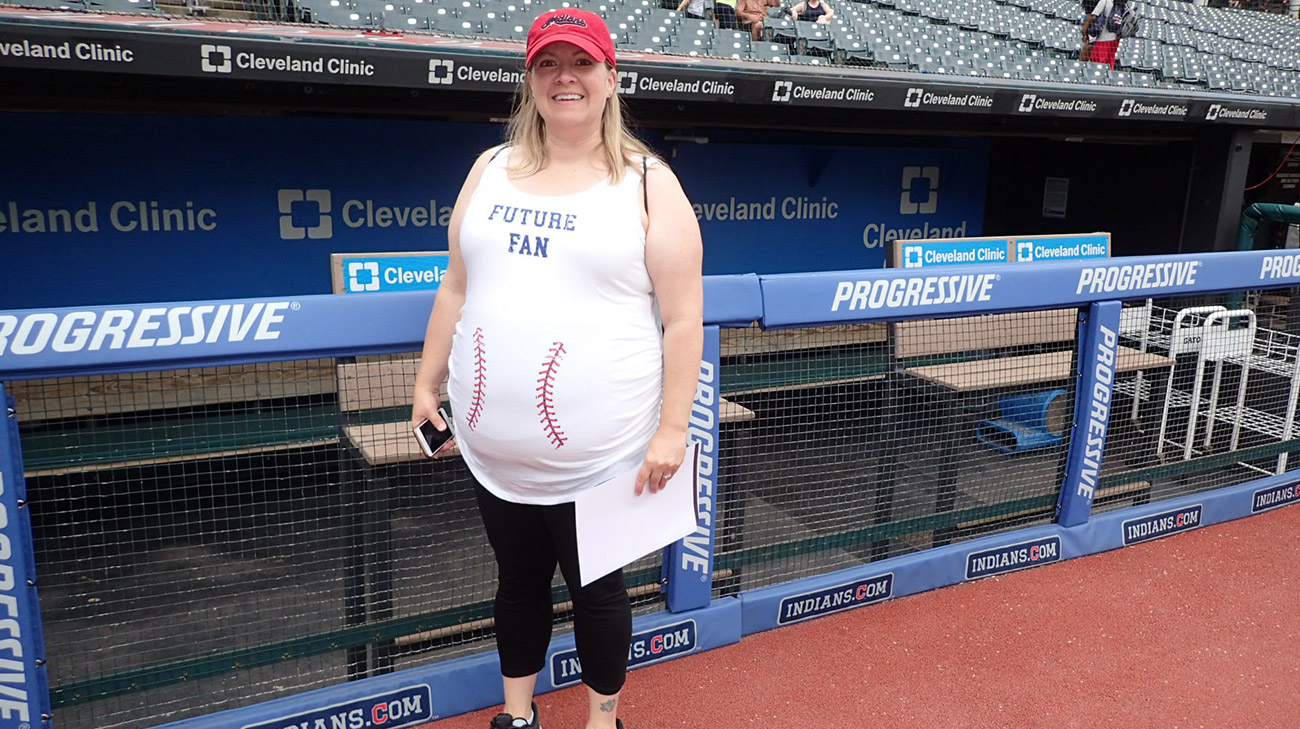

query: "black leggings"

left=474, top=482, right=633, bottom=696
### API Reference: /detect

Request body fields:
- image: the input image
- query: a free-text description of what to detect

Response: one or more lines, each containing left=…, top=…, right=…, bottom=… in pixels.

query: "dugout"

left=4, top=7, right=1300, bottom=729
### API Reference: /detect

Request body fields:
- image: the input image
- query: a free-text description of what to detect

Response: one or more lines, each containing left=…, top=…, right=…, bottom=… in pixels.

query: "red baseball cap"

left=525, top=9, right=617, bottom=69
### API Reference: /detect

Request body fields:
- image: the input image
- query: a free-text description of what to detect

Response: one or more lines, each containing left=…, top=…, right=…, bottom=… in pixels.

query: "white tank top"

left=448, top=147, right=664, bottom=505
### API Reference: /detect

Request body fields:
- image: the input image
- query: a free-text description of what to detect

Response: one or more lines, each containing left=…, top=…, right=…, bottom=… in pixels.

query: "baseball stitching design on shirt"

left=466, top=327, right=487, bottom=431
left=537, top=342, right=567, bottom=448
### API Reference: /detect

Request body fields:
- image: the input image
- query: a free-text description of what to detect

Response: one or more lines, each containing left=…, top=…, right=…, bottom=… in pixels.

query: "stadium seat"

left=831, top=28, right=870, bottom=65
left=623, top=28, right=669, bottom=50
left=666, top=29, right=711, bottom=55
left=714, top=29, right=751, bottom=58
left=751, top=41, right=790, bottom=62
left=305, top=0, right=368, bottom=25
left=795, top=21, right=833, bottom=57
left=431, top=11, right=483, bottom=33
left=641, top=8, right=682, bottom=35
left=764, top=17, right=797, bottom=46
left=676, top=21, right=714, bottom=46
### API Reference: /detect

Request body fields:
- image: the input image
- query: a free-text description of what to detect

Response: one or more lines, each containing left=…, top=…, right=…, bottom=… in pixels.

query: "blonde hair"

left=505, top=62, right=659, bottom=185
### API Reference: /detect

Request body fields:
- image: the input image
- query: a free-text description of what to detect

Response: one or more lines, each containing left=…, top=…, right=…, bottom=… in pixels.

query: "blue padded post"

left=1057, top=301, right=1122, bottom=528
left=664, top=326, right=721, bottom=612
left=0, top=384, right=53, bottom=729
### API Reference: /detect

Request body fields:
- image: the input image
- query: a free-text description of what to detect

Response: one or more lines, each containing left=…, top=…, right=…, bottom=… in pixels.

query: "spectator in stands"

left=713, top=0, right=739, bottom=28
left=411, top=9, right=703, bottom=729
left=677, top=0, right=706, bottom=20
left=789, top=0, right=834, bottom=24
left=737, top=0, right=781, bottom=41
left=1081, top=0, right=1125, bottom=69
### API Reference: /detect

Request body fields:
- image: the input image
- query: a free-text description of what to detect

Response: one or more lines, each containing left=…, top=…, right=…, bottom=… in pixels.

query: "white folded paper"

left=575, top=443, right=700, bottom=587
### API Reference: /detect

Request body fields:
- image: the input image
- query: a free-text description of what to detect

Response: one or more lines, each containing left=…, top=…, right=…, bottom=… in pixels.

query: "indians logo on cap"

left=541, top=13, right=588, bottom=29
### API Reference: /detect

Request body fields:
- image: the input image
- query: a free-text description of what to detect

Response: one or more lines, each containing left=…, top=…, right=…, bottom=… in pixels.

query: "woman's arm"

left=637, top=163, right=704, bottom=496
left=820, top=0, right=833, bottom=20
left=410, top=147, right=496, bottom=434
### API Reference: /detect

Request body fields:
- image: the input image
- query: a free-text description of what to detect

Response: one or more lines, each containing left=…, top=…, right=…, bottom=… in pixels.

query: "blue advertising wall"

left=0, top=113, right=494, bottom=309
left=671, top=141, right=990, bottom=274
left=0, top=113, right=990, bottom=309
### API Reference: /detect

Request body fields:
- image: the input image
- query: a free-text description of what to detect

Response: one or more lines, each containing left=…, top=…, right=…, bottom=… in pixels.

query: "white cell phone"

left=413, top=406, right=456, bottom=458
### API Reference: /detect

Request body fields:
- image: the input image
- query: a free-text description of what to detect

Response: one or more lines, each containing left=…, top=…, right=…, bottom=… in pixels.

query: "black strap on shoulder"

left=642, top=156, right=649, bottom=217
left=488, top=145, right=507, bottom=162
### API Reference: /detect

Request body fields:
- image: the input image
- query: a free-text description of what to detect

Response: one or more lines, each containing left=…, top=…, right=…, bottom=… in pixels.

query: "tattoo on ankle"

left=599, top=698, right=616, bottom=713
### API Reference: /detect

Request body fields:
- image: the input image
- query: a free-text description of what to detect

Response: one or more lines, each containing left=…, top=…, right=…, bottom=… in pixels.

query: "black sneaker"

left=489, top=702, right=540, bottom=729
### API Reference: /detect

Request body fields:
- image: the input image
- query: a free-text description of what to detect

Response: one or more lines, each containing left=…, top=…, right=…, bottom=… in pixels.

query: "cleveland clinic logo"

left=347, top=261, right=380, bottom=292
left=428, top=59, right=454, bottom=85
left=1206, top=104, right=1221, bottom=121
left=1119, top=99, right=1135, bottom=117
left=903, top=245, right=923, bottom=268
left=900, top=166, right=938, bottom=215
left=617, top=71, right=638, bottom=95
left=278, top=189, right=333, bottom=240
left=1017, top=240, right=1034, bottom=261
left=903, top=87, right=923, bottom=108
left=1018, top=93, right=1036, bottom=113
left=772, top=80, right=793, bottom=102
left=200, top=44, right=232, bottom=73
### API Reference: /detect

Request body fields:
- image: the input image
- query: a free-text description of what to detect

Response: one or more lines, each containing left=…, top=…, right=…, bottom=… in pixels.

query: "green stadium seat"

left=751, top=41, right=790, bottom=62
left=666, top=31, right=711, bottom=55
left=621, top=28, right=669, bottom=51
left=431, top=11, right=483, bottom=33
left=678, top=21, right=714, bottom=44
left=795, top=20, right=834, bottom=56
left=714, top=29, right=751, bottom=58
left=604, top=13, right=639, bottom=35
left=482, top=16, right=530, bottom=38
left=306, top=1, right=369, bottom=25
left=831, top=28, right=870, bottom=64
left=764, top=17, right=797, bottom=46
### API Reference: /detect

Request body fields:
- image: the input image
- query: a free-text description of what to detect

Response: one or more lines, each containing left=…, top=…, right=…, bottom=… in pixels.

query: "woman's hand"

left=411, top=387, right=447, bottom=432
left=634, top=427, right=689, bottom=496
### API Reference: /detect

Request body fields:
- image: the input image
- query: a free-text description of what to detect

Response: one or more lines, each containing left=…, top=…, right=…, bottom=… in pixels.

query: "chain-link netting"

left=8, top=355, right=664, bottom=729
left=16, top=288, right=1300, bottom=727
left=1104, top=288, right=1300, bottom=512
left=714, top=309, right=1084, bottom=596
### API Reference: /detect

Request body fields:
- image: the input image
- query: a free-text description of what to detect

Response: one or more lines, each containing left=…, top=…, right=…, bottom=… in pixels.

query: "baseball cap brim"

left=525, top=33, right=612, bottom=68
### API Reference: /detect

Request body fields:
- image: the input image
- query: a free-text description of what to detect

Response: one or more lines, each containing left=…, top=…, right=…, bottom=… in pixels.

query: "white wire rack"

left=1119, top=300, right=1300, bottom=475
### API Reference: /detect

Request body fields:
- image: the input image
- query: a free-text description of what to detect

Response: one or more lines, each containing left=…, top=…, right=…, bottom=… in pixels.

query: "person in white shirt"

left=411, top=9, right=703, bottom=729
left=676, top=0, right=705, bottom=19
left=1082, top=0, right=1124, bottom=68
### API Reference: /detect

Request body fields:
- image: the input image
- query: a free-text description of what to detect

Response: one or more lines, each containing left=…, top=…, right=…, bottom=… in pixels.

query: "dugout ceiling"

left=1, top=6, right=1300, bottom=137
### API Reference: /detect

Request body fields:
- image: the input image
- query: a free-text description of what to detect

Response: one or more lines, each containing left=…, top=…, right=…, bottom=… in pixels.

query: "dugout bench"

left=10, top=361, right=338, bottom=478
left=713, top=308, right=1175, bottom=567
left=882, top=308, right=1174, bottom=549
